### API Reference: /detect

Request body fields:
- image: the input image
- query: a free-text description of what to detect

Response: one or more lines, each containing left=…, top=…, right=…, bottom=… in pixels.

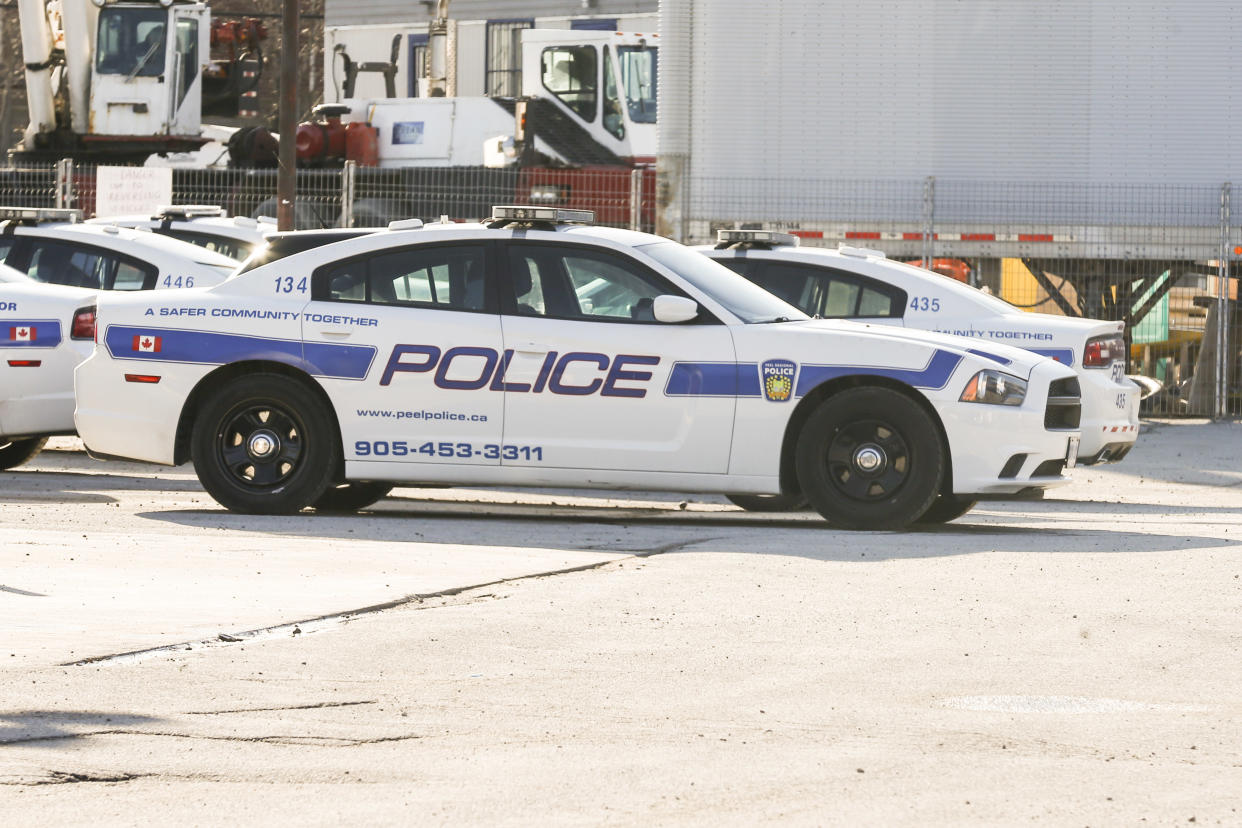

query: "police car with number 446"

left=75, top=207, right=1084, bottom=529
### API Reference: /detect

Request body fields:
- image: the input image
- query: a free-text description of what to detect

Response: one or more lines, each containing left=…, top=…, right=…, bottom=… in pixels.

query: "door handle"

left=319, top=329, right=352, bottom=338
left=513, top=342, right=550, bottom=353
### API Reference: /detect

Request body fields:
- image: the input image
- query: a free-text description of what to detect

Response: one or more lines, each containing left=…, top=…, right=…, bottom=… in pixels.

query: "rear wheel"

left=312, top=482, right=394, bottom=512
left=191, top=374, right=339, bottom=514
left=915, top=495, right=977, bottom=524
left=795, top=387, right=944, bottom=530
left=0, top=436, right=49, bottom=470
left=725, top=493, right=808, bottom=512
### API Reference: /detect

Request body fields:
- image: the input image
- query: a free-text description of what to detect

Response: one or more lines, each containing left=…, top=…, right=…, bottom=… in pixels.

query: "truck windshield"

left=96, top=7, right=167, bottom=78
left=617, top=46, right=657, bottom=124
left=639, top=241, right=809, bottom=324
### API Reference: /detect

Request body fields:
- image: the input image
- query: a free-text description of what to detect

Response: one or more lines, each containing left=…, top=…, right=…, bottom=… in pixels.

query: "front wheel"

left=795, top=387, right=944, bottom=530
left=726, top=493, right=809, bottom=512
left=915, top=496, right=977, bottom=524
left=191, top=374, right=340, bottom=514
left=0, top=436, right=49, bottom=470
left=312, top=482, right=394, bottom=512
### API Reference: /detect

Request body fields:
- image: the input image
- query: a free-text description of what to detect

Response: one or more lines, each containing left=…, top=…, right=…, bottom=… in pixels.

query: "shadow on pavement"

left=0, top=710, right=165, bottom=747
left=135, top=498, right=1240, bottom=563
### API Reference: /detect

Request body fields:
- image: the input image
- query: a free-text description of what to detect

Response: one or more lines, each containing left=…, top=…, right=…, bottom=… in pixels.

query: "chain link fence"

left=0, top=163, right=1233, bottom=417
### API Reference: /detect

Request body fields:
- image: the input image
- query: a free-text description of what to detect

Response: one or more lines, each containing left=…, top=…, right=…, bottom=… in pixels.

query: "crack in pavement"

left=1, top=728, right=424, bottom=749
left=2, top=770, right=150, bottom=786
left=184, top=700, right=378, bottom=716
left=61, top=536, right=721, bottom=668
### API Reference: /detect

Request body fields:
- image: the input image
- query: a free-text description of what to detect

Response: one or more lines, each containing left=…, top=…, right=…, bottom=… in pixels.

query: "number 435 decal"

left=909, top=296, right=941, bottom=312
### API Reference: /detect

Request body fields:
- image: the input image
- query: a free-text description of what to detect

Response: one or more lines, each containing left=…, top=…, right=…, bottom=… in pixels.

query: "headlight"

left=960, top=369, right=1027, bottom=406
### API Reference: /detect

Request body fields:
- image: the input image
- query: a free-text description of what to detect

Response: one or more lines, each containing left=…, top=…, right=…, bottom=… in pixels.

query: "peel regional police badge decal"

left=761, top=359, right=797, bottom=402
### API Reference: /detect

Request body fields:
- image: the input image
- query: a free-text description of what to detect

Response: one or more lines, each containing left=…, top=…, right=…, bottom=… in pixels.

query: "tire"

left=915, top=495, right=977, bottom=524
left=0, top=436, right=49, bottom=470
left=726, top=493, right=809, bottom=512
left=795, top=387, right=944, bottom=530
left=312, top=481, right=394, bottom=512
left=191, top=374, right=339, bottom=514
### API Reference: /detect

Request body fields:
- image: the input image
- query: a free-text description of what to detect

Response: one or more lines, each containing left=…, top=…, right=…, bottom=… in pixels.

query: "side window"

left=602, top=47, right=624, bottom=140
left=753, top=262, right=905, bottom=319
left=111, top=260, right=150, bottom=291
left=175, top=18, right=197, bottom=106
left=26, top=241, right=102, bottom=289
left=317, top=245, right=488, bottom=312
left=0, top=238, right=15, bottom=263
left=541, top=46, right=597, bottom=121
left=746, top=262, right=820, bottom=313
left=506, top=244, right=677, bottom=323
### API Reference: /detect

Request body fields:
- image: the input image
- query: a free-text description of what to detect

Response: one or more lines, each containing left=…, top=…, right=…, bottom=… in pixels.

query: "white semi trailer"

left=656, top=0, right=1240, bottom=413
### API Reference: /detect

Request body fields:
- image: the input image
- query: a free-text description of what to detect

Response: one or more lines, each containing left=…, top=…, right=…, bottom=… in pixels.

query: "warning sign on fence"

left=94, top=166, right=173, bottom=218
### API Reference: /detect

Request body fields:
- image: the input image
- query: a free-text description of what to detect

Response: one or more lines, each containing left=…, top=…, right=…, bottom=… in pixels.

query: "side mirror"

left=652, top=295, right=699, bottom=323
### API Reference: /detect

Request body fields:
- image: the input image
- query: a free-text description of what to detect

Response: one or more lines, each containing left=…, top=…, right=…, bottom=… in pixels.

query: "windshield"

left=617, top=46, right=657, bottom=124
left=639, top=241, right=809, bottom=323
left=96, top=7, right=167, bottom=78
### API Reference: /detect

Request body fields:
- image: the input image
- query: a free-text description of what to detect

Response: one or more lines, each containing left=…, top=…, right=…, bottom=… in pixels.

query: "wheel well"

left=778, top=375, right=954, bottom=497
left=173, top=361, right=343, bottom=472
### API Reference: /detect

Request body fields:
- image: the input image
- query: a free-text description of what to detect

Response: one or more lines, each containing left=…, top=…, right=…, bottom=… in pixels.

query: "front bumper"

left=939, top=361, right=1081, bottom=496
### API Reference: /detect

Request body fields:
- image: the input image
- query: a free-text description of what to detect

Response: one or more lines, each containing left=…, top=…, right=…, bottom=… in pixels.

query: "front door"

left=498, top=241, right=736, bottom=474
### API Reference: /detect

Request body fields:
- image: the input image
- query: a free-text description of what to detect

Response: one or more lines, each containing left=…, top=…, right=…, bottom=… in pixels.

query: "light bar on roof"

left=491, top=205, right=595, bottom=224
left=156, top=205, right=226, bottom=219
left=716, top=229, right=800, bottom=247
left=0, top=207, right=82, bottom=223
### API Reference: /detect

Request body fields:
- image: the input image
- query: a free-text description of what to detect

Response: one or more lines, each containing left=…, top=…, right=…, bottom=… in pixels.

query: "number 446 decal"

left=274, top=276, right=308, bottom=294
left=910, top=296, right=941, bottom=312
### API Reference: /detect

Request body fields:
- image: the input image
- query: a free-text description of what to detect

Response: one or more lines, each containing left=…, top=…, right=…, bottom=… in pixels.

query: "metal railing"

left=0, top=163, right=1232, bottom=417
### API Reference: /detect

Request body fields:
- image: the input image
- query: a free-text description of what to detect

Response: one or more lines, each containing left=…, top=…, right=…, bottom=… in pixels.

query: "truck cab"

left=89, top=1, right=209, bottom=140
left=520, top=29, right=658, bottom=163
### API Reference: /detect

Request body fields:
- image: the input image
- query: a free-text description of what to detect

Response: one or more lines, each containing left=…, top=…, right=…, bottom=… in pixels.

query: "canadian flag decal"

left=132, top=335, right=162, bottom=353
left=9, top=326, right=35, bottom=342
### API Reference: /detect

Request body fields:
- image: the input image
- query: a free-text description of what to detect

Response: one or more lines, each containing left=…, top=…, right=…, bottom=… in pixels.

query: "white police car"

left=0, top=207, right=239, bottom=291
left=699, top=231, right=1140, bottom=466
left=0, top=266, right=96, bottom=468
left=0, top=207, right=238, bottom=470
left=75, top=207, right=1083, bottom=529
left=88, top=205, right=277, bottom=263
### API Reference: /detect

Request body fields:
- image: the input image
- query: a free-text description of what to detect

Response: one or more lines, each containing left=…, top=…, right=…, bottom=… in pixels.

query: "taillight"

left=71, top=305, right=96, bottom=341
left=1082, top=333, right=1124, bottom=367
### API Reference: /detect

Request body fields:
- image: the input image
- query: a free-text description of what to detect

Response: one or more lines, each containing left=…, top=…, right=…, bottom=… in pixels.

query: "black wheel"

left=726, top=493, right=809, bottom=512
left=795, top=387, right=944, bottom=530
left=191, top=374, right=339, bottom=514
left=0, top=436, right=49, bottom=470
left=915, top=495, right=977, bottom=524
left=312, top=481, right=394, bottom=512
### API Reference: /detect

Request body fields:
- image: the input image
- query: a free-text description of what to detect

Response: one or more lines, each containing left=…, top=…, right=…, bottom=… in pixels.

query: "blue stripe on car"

left=2, top=319, right=61, bottom=348
left=665, top=362, right=761, bottom=397
left=795, top=349, right=964, bottom=394
left=967, top=348, right=1012, bottom=366
left=668, top=349, right=965, bottom=397
left=104, top=326, right=376, bottom=380
left=1027, top=347, right=1075, bottom=367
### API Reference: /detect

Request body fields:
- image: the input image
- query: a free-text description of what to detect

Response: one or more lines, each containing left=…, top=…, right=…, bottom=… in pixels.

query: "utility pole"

left=277, top=0, right=298, bottom=231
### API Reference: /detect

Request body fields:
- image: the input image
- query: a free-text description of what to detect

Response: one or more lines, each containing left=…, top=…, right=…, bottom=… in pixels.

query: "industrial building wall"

left=326, top=1, right=657, bottom=28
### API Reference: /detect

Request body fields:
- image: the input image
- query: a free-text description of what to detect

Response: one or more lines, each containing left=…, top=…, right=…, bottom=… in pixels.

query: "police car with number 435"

left=75, top=207, right=1084, bottom=529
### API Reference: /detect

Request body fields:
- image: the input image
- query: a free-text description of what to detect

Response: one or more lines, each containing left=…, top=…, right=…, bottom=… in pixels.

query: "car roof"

left=5, top=222, right=240, bottom=267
